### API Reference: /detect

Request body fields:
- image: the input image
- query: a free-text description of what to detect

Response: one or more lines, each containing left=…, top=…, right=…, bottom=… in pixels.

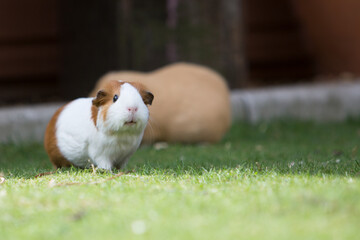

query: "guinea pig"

left=89, top=62, right=231, bottom=144
left=44, top=80, right=154, bottom=170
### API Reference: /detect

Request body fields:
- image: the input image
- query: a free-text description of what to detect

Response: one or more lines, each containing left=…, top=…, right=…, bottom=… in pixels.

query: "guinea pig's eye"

left=113, top=94, right=118, bottom=102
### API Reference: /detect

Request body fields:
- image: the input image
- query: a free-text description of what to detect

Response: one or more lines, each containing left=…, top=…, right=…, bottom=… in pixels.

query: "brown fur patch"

left=92, top=80, right=124, bottom=122
left=128, top=82, right=154, bottom=105
left=44, top=105, right=73, bottom=169
left=91, top=105, right=98, bottom=126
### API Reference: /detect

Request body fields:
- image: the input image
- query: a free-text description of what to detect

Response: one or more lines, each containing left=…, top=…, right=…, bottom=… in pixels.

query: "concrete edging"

left=1, top=81, right=360, bottom=143
left=0, top=103, right=64, bottom=143
left=231, top=81, right=360, bottom=122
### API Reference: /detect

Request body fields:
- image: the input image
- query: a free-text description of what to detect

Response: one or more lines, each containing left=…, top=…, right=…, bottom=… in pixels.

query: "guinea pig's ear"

left=92, top=90, right=108, bottom=107
left=141, top=91, right=154, bottom=106
left=129, top=82, right=154, bottom=106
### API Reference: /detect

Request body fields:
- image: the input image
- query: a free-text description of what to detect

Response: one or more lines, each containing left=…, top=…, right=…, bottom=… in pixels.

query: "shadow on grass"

left=1, top=120, right=360, bottom=179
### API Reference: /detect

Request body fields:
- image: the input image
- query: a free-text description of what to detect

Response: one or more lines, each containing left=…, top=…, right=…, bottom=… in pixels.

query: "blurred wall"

left=243, top=0, right=315, bottom=85
left=1, top=0, right=360, bottom=105
left=292, top=0, right=360, bottom=76
left=60, top=0, right=247, bottom=100
left=0, top=0, right=59, bottom=105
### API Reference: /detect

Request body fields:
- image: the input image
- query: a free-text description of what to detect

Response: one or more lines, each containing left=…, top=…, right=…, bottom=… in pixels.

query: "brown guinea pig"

left=89, top=62, right=231, bottom=144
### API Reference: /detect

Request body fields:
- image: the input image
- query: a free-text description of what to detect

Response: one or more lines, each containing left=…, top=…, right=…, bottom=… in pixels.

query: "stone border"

left=1, top=81, right=360, bottom=143
left=231, top=81, right=360, bottom=122
left=0, top=103, right=64, bottom=143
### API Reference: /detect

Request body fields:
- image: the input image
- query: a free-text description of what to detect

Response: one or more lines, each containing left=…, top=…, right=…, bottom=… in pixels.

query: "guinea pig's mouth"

left=124, top=120, right=137, bottom=126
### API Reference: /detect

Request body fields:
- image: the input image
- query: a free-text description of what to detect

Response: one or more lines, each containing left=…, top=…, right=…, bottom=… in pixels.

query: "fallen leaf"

left=35, top=171, right=55, bottom=178
left=255, top=162, right=262, bottom=171
left=332, top=150, right=343, bottom=157
left=71, top=210, right=87, bottom=221
left=288, top=161, right=295, bottom=168
left=154, top=142, right=169, bottom=150
left=352, top=146, right=358, bottom=157
left=224, top=142, right=232, bottom=150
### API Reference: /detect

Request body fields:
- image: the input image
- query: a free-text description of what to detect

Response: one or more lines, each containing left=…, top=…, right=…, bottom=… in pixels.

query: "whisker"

left=145, top=116, right=156, bottom=144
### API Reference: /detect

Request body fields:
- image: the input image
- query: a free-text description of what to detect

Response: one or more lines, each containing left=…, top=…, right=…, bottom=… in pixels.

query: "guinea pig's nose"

left=127, top=107, right=138, bottom=114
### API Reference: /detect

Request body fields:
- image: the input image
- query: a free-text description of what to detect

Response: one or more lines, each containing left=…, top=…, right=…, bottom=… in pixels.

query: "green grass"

left=1, top=120, right=360, bottom=240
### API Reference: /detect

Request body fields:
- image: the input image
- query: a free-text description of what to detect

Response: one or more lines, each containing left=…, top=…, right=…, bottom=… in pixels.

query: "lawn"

left=0, top=120, right=359, bottom=240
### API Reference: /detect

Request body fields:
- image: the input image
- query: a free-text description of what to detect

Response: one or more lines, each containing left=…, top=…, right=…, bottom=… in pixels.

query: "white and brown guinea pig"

left=89, top=62, right=231, bottom=144
left=44, top=80, right=154, bottom=170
